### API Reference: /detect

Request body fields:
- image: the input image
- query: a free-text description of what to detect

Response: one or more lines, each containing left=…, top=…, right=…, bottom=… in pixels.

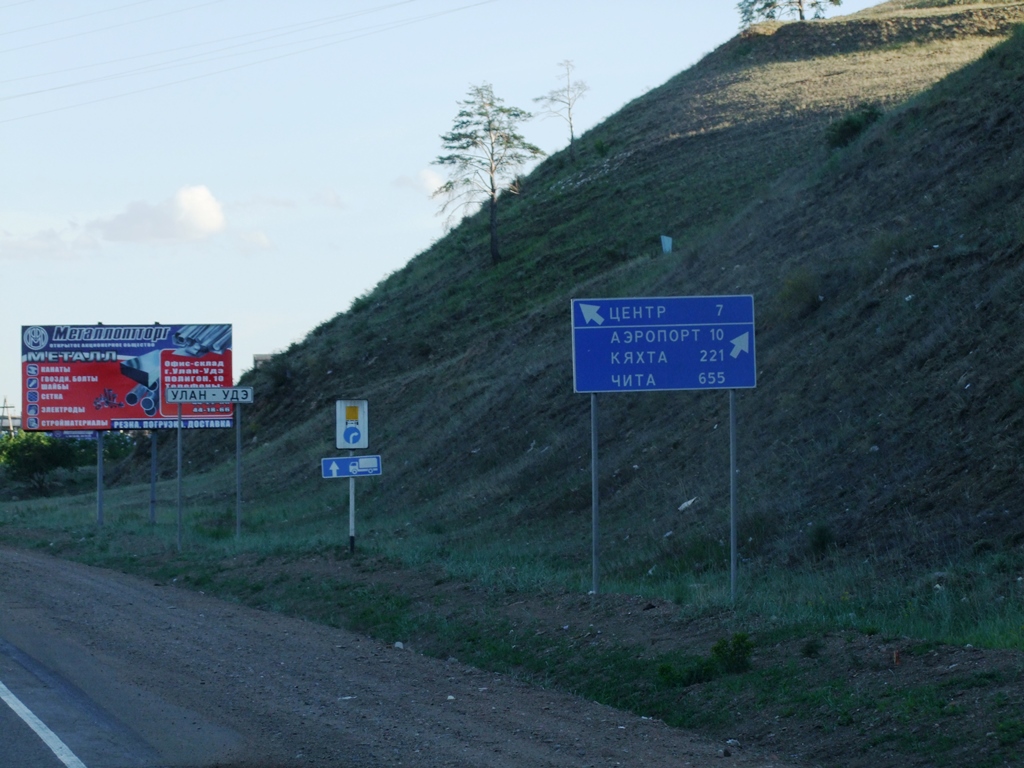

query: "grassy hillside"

left=40, top=1, right=1017, bottom=583
left=188, top=0, right=1024, bottom=581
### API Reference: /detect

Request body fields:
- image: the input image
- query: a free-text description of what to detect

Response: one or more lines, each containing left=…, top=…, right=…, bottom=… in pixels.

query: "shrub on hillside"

left=711, top=633, right=754, bottom=673
left=778, top=267, right=822, bottom=319
left=826, top=104, right=883, bottom=149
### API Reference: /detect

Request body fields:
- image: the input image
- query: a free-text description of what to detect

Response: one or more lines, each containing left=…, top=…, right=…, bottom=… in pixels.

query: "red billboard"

left=22, top=324, right=234, bottom=431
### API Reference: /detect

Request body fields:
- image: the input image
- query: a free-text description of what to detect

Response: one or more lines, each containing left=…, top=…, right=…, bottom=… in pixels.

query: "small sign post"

left=571, top=295, right=757, bottom=600
left=321, top=454, right=382, bottom=554
left=330, top=400, right=372, bottom=554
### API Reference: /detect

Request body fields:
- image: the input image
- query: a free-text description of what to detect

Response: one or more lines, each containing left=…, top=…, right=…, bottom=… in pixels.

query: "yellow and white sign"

left=336, top=399, right=368, bottom=449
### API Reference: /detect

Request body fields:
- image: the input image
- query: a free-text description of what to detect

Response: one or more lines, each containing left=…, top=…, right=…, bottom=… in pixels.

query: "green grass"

left=6, top=467, right=1024, bottom=651
left=5, top=493, right=1024, bottom=766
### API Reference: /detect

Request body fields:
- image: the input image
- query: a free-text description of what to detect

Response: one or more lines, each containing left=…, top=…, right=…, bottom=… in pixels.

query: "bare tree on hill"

left=433, top=83, right=544, bottom=264
left=738, top=0, right=842, bottom=26
left=534, top=60, right=589, bottom=164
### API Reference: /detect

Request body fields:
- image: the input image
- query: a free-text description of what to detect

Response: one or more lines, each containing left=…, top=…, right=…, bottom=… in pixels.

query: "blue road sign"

left=571, top=295, right=756, bottom=393
left=321, top=455, right=383, bottom=479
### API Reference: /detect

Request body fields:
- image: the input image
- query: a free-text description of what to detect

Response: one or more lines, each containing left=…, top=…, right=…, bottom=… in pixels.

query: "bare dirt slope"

left=0, top=547, right=794, bottom=768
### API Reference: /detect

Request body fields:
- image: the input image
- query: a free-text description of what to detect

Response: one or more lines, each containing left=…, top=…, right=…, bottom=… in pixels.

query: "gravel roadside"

left=0, top=547, right=797, bottom=767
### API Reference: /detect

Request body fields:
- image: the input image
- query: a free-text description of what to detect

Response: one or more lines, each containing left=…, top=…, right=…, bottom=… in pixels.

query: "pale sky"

left=1, top=0, right=881, bottom=412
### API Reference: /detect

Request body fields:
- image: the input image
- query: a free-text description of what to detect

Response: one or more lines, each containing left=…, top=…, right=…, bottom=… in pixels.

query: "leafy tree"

left=0, top=431, right=132, bottom=494
left=0, top=432, right=82, bottom=493
left=534, top=60, right=589, bottom=164
left=102, top=431, right=136, bottom=461
left=738, top=0, right=841, bottom=25
left=433, top=83, right=544, bottom=264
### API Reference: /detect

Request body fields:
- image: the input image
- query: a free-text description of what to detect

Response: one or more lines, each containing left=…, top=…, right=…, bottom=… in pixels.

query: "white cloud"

left=95, top=185, right=226, bottom=243
left=0, top=227, right=99, bottom=260
left=314, top=188, right=346, bottom=210
left=238, top=230, right=273, bottom=251
left=229, top=195, right=296, bottom=210
left=393, top=168, right=443, bottom=197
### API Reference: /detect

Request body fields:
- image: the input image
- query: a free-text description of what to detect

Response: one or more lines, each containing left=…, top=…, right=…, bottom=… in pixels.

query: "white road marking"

left=0, top=677, right=88, bottom=768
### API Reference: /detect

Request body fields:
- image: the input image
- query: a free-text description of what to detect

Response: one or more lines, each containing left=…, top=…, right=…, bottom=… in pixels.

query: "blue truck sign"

left=571, top=295, right=756, bottom=393
left=321, top=455, right=382, bottom=479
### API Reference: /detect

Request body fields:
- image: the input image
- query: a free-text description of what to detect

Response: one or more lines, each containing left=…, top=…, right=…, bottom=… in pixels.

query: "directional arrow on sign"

left=328, top=461, right=340, bottom=478
left=579, top=304, right=604, bottom=325
left=730, top=332, right=750, bottom=359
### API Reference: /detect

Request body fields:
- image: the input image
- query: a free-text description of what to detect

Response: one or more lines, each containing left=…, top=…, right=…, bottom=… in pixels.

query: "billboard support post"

left=149, top=432, right=157, bottom=525
left=96, top=431, right=104, bottom=528
left=176, top=403, right=183, bottom=552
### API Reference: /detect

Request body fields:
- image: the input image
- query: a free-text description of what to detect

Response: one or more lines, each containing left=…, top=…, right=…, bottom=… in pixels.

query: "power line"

left=0, top=1, right=419, bottom=84
left=0, top=0, right=225, bottom=54
left=0, top=1, right=498, bottom=125
left=0, top=12, right=412, bottom=104
left=0, top=0, right=160, bottom=37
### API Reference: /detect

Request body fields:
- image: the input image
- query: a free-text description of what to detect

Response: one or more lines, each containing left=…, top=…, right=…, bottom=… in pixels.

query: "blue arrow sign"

left=571, top=295, right=756, bottom=393
left=321, top=455, right=383, bottom=478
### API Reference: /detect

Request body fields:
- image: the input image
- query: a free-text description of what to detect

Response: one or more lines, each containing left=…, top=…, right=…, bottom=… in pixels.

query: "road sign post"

left=349, top=456, right=355, bottom=556
left=321, top=453, right=382, bottom=554
left=236, top=402, right=243, bottom=539
left=165, top=387, right=255, bottom=546
left=334, top=400, right=370, bottom=553
left=176, top=403, right=183, bottom=552
left=571, top=295, right=756, bottom=599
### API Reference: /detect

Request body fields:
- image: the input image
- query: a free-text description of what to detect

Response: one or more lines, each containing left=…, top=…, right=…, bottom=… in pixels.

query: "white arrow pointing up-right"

left=729, top=332, right=750, bottom=359
left=579, top=304, right=604, bottom=325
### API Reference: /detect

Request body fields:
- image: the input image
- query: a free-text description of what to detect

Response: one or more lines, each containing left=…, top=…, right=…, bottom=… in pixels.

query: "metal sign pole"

left=571, top=297, right=756, bottom=601
left=730, top=389, right=738, bottom=605
left=96, top=431, right=104, bottom=528
left=348, top=450, right=356, bottom=554
left=591, top=393, right=599, bottom=595
left=235, top=402, right=242, bottom=539
left=176, top=403, right=183, bottom=552
left=149, top=431, right=157, bottom=525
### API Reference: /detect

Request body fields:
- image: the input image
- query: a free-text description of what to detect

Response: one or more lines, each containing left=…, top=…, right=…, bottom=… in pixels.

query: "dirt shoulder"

left=0, top=546, right=796, bottom=767
left=157, top=550, right=1024, bottom=768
